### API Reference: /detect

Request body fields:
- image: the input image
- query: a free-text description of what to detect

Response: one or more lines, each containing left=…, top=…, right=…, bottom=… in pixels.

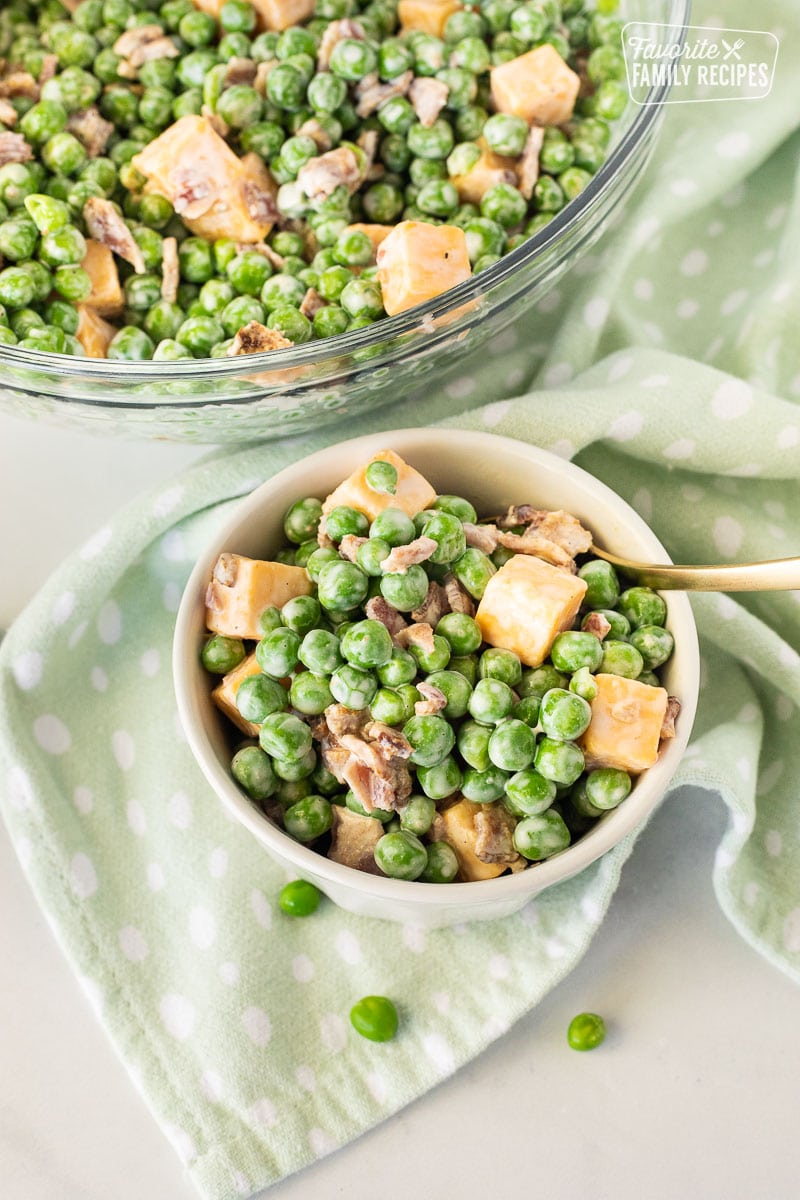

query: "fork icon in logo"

left=721, top=37, right=746, bottom=59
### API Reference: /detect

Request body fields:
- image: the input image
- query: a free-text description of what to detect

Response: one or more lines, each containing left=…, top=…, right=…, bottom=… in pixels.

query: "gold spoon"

left=590, top=546, right=800, bottom=592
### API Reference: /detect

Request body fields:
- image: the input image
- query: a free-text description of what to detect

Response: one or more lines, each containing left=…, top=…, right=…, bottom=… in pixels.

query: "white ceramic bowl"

left=174, top=429, right=699, bottom=927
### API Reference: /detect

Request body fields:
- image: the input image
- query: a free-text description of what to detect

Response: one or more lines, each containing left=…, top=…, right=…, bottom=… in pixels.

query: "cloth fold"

left=2, top=2, right=800, bottom=1196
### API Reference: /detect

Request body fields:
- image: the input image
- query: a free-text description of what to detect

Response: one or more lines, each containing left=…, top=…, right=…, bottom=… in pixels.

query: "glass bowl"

left=0, top=0, right=688, bottom=443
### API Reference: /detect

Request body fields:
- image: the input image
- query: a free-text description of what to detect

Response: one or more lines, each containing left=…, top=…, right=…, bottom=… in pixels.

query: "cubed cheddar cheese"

left=132, top=116, right=276, bottom=244
left=580, top=674, right=669, bottom=775
left=490, top=44, right=581, bottom=127
left=82, top=239, right=123, bottom=316
left=476, top=554, right=587, bottom=668
left=434, top=799, right=506, bottom=882
left=211, top=653, right=262, bottom=737
left=399, top=0, right=461, bottom=37
left=205, top=552, right=313, bottom=639
left=190, top=0, right=313, bottom=26
left=376, top=220, right=471, bottom=317
left=342, top=222, right=394, bottom=262
left=322, top=449, right=437, bottom=522
left=451, top=140, right=518, bottom=206
left=76, top=304, right=117, bottom=358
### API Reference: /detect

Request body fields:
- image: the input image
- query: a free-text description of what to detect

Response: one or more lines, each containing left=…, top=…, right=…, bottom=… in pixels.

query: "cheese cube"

left=76, top=305, right=117, bottom=358
left=132, top=116, right=276, bottom=244
left=82, top=239, right=123, bottom=316
left=342, top=222, right=394, bottom=262
left=322, top=449, right=437, bottom=522
left=376, top=220, right=471, bottom=317
left=476, top=554, right=587, bottom=668
left=580, top=674, right=669, bottom=774
left=190, top=0, right=313, bottom=25
left=490, top=44, right=581, bottom=127
left=451, top=140, right=518, bottom=206
left=211, top=653, right=262, bottom=737
left=190, top=0, right=223, bottom=15
left=433, top=799, right=505, bottom=882
left=205, top=553, right=313, bottom=639
left=399, top=0, right=461, bottom=36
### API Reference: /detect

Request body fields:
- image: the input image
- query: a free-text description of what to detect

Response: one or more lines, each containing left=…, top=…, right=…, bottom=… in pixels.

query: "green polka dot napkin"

left=2, top=3, right=800, bottom=1197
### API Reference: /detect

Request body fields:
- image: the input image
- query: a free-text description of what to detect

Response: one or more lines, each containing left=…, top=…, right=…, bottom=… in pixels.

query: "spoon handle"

left=590, top=547, right=800, bottom=592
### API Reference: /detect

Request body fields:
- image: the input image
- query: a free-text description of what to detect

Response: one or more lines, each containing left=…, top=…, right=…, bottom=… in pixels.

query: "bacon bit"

left=0, top=131, right=32, bottom=166
left=0, top=72, right=39, bottom=100
left=169, top=165, right=214, bottom=219
left=297, top=145, right=361, bottom=202
left=443, top=572, right=475, bottom=617
left=517, top=125, right=545, bottom=200
left=463, top=522, right=500, bottom=554
left=0, top=100, right=17, bottom=127
left=356, top=128, right=378, bottom=185
left=474, top=805, right=519, bottom=865
left=66, top=107, right=114, bottom=158
left=82, top=197, right=146, bottom=273
left=583, top=611, right=611, bottom=642
left=394, top=622, right=435, bottom=655
left=242, top=241, right=285, bottom=270
left=38, top=54, right=58, bottom=85
left=354, top=69, right=413, bottom=118
left=528, top=510, right=592, bottom=557
left=296, top=117, right=334, bottom=153
left=299, top=286, right=326, bottom=319
left=243, top=177, right=279, bottom=227
left=408, top=76, right=449, bottom=128
left=201, top=104, right=229, bottom=139
left=226, top=321, right=293, bottom=356
left=411, top=579, right=449, bottom=626
left=254, top=59, right=278, bottom=96
left=324, top=704, right=369, bottom=741
left=365, top=595, right=408, bottom=637
left=495, top=504, right=536, bottom=529
left=497, top=528, right=574, bottom=570
left=114, top=25, right=178, bottom=78
left=317, top=18, right=366, bottom=70
left=340, top=731, right=412, bottom=812
left=414, top=681, right=447, bottom=716
left=379, top=535, right=437, bottom=575
left=338, top=533, right=367, bottom=563
left=660, top=697, right=681, bottom=740
left=339, top=732, right=390, bottom=777
left=160, top=236, right=178, bottom=303
left=224, top=57, right=258, bottom=87
left=343, top=757, right=375, bottom=810
left=316, top=519, right=335, bottom=550
left=364, top=721, right=413, bottom=760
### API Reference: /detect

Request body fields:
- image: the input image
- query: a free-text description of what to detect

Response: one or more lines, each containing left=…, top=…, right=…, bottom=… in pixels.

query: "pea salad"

left=201, top=449, right=681, bottom=884
left=0, top=0, right=627, bottom=360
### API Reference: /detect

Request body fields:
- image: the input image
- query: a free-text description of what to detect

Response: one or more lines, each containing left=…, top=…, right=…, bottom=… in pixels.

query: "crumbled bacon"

left=170, top=166, right=213, bottom=219
left=379, top=535, right=437, bottom=575
left=160, top=236, right=178, bottom=304
left=66, top=106, right=114, bottom=158
left=299, top=286, right=326, bottom=319
left=529, top=510, right=593, bottom=557
left=338, top=533, right=367, bottom=563
left=114, top=25, right=178, bottom=78
left=296, top=117, right=334, bottom=152
left=254, top=59, right=278, bottom=96
left=408, top=76, right=449, bottom=128
left=415, top=681, right=447, bottom=716
left=443, top=572, right=475, bottom=617
left=394, top=622, right=435, bottom=655
left=583, top=611, right=611, bottom=641
left=517, top=125, right=544, bottom=200
left=364, top=721, right=413, bottom=760
left=201, top=103, right=229, bottom=138
left=0, top=131, right=31, bottom=164
left=0, top=72, right=39, bottom=100
left=356, top=128, right=378, bottom=185
left=497, top=527, right=574, bottom=569
left=226, top=321, right=293, bottom=356
left=336, top=720, right=412, bottom=813
left=0, top=100, right=17, bottom=127
left=317, top=18, right=366, bottom=70
left=495, top=504, right=536, bottom=529
left=463, top=522, right=499, bottom=554
left=39, top=55, right=58, bottom=85
left=243, top=242, right=285, bottom=270
left=224, top=56, right=258, bottom=87
left=297, top=145, right=361, bottom=202
left=660, top=697, right=681, bottom=740
left=474, top=805, right=519, bottom=865
left=411, top=579, right=449, bottom=627
left=365, top=595, right=408, bottom=637
left=324, top=705, right=369, bottom=741
left=82, top=197, right=145, bottom=273
left=355, top=69, right=413, bottom=118
left=243, top=178, right=279, bottom=226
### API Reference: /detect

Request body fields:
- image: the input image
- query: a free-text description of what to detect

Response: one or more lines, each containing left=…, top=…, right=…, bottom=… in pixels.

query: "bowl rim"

left=0, top=0, right=691, bottom=390
left=173, top=427, right=700, bottom=906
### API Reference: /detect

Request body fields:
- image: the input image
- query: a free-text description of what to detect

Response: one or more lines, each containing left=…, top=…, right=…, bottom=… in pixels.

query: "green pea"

left=365, top=459, right=398, bottom=495
left=452, top=547, right=496, bottom=599
left=106, top=323, right=153, bottom=358
left=299, top=627, right=342, bottom=674
left=424, top=669, right=472, bottom=719
left=409, top=635, right=451, bottom=676
left=370, top=507, right=416, bottom=547
left=550, top=631, right=604, bottom=674
left=325, top=505, right=369, bottom=542
left=281, top=595, right=321, bottom=637
left=629, top=625, right=674, bottom=670
left=380, top=565, right=430, bottom=613
left=273, top=745, right=317, bottom=782
left=290, top=672, right=333, bottom=716
left=423, top=511, right=466, bottom=565
left=513, top=809, right=571, bottom=861
left=377, top=647, right=417, bottom=688
left=504, top=769, right=557, bottom=818
left=259, top=606, right=283, bottom=635
left=435, top=612, right=481, bottom=656
left=403, top=713, right=455, bottom=767
left=374, top=830, right=427, bottom=880
left=567, top=1012, right=606, bottom=1051
left=583, top=609, right=630, bottom=640
left=638, top=670, right=661, bottom=688
left=449, top=654, right=479, bottom=686
left=482, top=112, right=528, bottom=156
left=283, top=793, right=332, bottom=842
left=312, top=762, right=341, bottom=796
left=340, top=619, right=393, bottom=670
left=399, top=795, right=435, bottom=837
left=488, top=718, right=536, bottom=772
left=317, top=559, right=369, bottom=612
left=458, top=720, right=492, bottom=771
left=618, top=587, right=667, bottom=629
left=468, top=677, right=515, bottom=725
left=540, top=689, right=592, bottom=741
left=330, top=663, right=377, bottom=709
left=479, top=647, right=522, bottom=687
left=578, top=559, right=620, bottom=609
left=600, top=639, right=644, bottom=679
left=231, top=745, right=277, bottom=800
left=585, top=768, right=632, bottom=811
left=350, top=995, right=399, bottom=1041
left=519, top=664, right=567, bottom=700
left=330, top=37, right=377, bottom=82
left=569, top=667, right=598, bottom=702
left=462, top=762, right=510, bottom=803
left=259, top=711, right=313, bottom=762
left=357, top=537, right=391, bottom=577
left=256, top=627, right=301, bottom=678
left=369, top=687, right=407, bottom=726
left=534, top=737, right=585, bottom=786
left=569, top=777, right=605, bottom=820
left=304, top=546, right=338, bottom=583
left=201, top=634, right=246, bottom=675
left=236, top=674, right=288, bottom=724
left=417, top=755, right=462, bottom=800
left=279, top=878, right=321, bottom=916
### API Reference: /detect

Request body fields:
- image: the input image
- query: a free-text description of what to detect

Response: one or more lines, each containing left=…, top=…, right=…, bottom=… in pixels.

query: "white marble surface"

left=2, top=410, right=799, bottom=1200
